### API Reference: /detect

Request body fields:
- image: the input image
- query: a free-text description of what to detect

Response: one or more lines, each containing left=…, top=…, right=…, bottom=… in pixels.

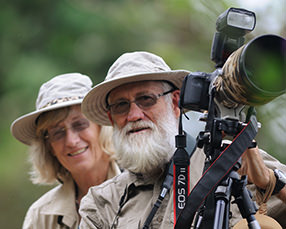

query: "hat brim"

left=11, top=99, right=83, bottom=145
left=82, top=70, right=190, bottom=126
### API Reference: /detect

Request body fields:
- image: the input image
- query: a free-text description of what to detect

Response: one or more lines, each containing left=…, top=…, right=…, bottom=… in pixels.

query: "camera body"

left=180, top=71, right=215, bottom=112
left=175, top=8, right=285, bottom=228
left=179, top=8, right=286, bottom=119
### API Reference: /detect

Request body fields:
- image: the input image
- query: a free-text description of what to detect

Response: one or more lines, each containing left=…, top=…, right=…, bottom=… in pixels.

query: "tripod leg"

left=213, top=177, right=233, bottom=229
left=231, top=174, right=261, bottom=229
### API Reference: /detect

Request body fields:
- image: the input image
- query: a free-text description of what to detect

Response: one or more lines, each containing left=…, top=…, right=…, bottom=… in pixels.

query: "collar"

left=121, top=169, right=165, bottom=194
left=39, top=176, right=78, bottom=227
left=39, top=161, right=121, bottom=227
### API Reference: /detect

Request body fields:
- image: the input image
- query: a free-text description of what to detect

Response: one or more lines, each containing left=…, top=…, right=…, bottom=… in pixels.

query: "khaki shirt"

left=23, top=161, right=121, bottom=229
left=79, top=149, right=286, bottom=228
left=79, top=148, right=205, bottom=228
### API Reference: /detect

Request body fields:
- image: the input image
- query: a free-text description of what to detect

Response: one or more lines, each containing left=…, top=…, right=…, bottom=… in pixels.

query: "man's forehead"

left=109, top=81, right=163, bottom=99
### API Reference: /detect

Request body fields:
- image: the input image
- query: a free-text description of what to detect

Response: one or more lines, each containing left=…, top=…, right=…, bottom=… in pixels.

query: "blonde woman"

left=11, top=73, right=120, bottom=229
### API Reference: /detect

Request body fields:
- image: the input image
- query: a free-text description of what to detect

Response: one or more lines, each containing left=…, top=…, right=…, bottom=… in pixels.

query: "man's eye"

left=115, top=101, right=129, bottom=108
left=137, top=95, right=156, bottom=105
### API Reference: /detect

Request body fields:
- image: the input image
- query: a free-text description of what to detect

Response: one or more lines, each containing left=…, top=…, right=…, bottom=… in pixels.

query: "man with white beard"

left=111, top=82, right=179, bottom=175
left=79, top=51, right=286, bottom=228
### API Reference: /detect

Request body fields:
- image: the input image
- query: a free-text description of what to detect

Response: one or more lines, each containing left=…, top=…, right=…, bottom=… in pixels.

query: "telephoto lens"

left=215, top=34, right=286, bottom=108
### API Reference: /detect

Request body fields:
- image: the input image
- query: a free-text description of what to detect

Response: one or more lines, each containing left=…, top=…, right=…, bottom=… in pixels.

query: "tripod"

left=193, top=117, right=261, bottom=229
left=212, top=164, right=260, bottom=229
left=175, top=85, right=260, bottom=229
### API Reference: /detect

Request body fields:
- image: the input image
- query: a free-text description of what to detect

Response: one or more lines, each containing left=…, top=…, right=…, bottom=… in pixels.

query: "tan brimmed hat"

left=82, top=51, right=190, bottom=126
left=11, top=73, right=92, bottom=145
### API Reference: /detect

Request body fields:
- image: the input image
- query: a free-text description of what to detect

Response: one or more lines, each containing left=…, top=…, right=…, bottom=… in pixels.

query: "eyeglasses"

left=107, top=89, right=175, bottom=115
left=44, top=118, right=90, bottom=142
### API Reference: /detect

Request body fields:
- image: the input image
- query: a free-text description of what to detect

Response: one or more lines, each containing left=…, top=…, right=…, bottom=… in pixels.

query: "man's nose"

left=127, top=102, right=145, bottom=122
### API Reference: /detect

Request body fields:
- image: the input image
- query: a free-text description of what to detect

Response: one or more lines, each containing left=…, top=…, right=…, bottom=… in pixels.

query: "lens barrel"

left=215, top=34, right=285, bottom=108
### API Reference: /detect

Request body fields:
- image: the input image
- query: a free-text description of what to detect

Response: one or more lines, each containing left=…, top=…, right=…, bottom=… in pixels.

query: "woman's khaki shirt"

left=23, top=161, right=120, bottom=229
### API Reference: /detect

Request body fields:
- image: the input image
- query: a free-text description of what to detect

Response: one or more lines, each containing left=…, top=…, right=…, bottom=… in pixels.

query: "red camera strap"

left=173, top=141, right=190, bottom=224
left=174, top=116, right=258, bottom=229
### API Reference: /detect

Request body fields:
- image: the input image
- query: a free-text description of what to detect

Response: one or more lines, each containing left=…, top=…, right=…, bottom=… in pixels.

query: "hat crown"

left=36, top=73, right=92, bottom=110
left=81, top=51, right=190, bottom=126
left=105, top=51, right=171, bottom=82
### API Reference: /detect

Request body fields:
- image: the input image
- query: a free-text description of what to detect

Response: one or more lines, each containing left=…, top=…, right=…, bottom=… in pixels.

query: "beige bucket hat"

left=11, top=73, right=92, bottom=145
left=82, top=51, right=190, bottom=126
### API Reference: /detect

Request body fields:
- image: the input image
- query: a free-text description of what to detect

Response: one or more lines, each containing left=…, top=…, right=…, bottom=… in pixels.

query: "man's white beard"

left=113, top=108, right=178, bottom=175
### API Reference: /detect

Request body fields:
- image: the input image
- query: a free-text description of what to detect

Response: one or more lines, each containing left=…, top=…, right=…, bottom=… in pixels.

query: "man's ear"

left=107, top=111, right=114, bottom=126
left=172, top=90, right=181, bottom=118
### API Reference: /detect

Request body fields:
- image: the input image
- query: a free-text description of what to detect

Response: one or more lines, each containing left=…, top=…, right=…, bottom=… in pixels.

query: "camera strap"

left=173, top=133, right=190, bottom=224
left=174, top=115, right=258, bottom=229
left=142, top=130, right=196, bottom=229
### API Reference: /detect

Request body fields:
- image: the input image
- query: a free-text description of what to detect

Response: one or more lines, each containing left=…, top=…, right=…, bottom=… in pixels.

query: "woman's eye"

left=73, top=120, right=90, bottom=131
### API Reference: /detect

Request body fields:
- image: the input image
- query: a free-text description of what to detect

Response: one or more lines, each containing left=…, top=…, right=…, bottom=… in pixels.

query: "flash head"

left=211, top=8, right=256, bottom=68
left=216, top=8, right=256, bottom=37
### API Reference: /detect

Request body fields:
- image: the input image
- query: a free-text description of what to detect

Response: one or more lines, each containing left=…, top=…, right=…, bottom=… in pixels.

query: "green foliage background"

left=0, top=0, right=285, bottom=228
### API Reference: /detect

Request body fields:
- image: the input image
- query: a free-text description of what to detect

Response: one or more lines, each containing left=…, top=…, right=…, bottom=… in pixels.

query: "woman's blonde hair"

left=28, top=105, right=115, bottom=185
